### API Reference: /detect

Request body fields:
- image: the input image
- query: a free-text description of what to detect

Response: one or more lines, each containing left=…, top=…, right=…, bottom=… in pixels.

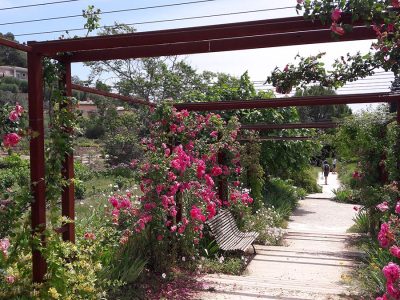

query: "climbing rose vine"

left=109, top=102, right=252, bottom=245
left=267, top=0, right=400, bottom=94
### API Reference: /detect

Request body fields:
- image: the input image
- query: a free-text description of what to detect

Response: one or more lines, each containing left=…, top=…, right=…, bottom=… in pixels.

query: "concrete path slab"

left=199, top=172, right=360, bottom=300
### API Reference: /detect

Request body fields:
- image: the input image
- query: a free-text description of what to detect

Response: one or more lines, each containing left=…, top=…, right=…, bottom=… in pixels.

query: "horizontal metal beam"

left=65, top=26, right=374, bottom=62
left=0, top=37, right=32, bottom=52
left=30, top=15, right=363, bottom=56
left=241, top=122, right=338, bottom=130
left=239, top=136, right=313, bottom=141
left=71, top=84, right=155, bottom=107
left=174, top=92, right=398, bottom=111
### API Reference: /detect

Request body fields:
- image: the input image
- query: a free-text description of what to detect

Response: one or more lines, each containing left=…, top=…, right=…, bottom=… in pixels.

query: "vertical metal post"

left=28, top=50, right=47, bottom=283
left=60, top=61, right=75, bottom=242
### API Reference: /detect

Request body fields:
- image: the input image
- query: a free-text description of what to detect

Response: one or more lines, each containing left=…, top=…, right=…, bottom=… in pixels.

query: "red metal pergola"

left=1, top=14, right=400, bottom=283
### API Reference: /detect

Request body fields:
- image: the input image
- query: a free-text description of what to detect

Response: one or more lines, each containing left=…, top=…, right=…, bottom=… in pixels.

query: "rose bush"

left=107, top=102, right=253, bottom=270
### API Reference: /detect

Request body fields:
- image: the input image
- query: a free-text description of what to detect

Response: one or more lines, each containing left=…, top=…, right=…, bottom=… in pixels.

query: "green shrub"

left=74, top=161, right=94, bottom=181
left=0, top=83, right=19, bottom=93
left=264, top=177, right=300, bottom=219
left=290, top=167, right=322, bottom=193
left=85, top=122, right=105, bottom=139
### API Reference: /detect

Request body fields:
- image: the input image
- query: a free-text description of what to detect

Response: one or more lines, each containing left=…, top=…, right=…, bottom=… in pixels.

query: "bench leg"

left=252, top=243, right=256, bottom=254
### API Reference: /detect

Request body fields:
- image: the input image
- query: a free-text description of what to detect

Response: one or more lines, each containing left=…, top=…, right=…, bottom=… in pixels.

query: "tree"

left=295, top=86, right=352, bottom=122
left=0, top=33, right=27, bottom=67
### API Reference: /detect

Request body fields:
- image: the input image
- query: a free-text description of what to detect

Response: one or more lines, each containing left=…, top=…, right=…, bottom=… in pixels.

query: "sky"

left=0, top=0, right=392, bottom=112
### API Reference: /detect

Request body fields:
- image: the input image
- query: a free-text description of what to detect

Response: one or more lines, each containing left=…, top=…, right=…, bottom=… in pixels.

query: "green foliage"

left=0, top=155, right=30, bottom=238
left=333, top=187, right=357, bottom=203
left=357, top=241, right=394, bottom=296
left=264, top=178, right=302, bottom=220
left=295, top=86, right=352, bottom=122
left=103, top=233, right=147, bottom=284
left=240, top=139, right=265, bottom=212
left=289, top=167, right=321, bottom=193
left=349, top=210, right=370, bottom=234
left=103, top=112, right=142, bottom=165
left=201, top=256, right=246, bottom=275
left=0, top=32, right=27, bottom=67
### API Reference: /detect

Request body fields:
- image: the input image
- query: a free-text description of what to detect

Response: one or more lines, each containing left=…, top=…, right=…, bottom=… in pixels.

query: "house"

left=77, top=100, right=98, bottom=117
left=0, top=66, right=28, bottom=80
left=77, top=100, right=127, bottom=117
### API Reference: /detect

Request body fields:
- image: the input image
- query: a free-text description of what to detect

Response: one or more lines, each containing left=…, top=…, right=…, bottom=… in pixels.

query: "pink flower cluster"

left=2, top=103, right=24, bottom=148
left=379, top=263, right=400, bottom=299
left=377, top=197, right=400, bottom=299
left=330, top=8, right=345, bottom=36
left=378, top=222, right=393, bottom=248
left=0, top=238, right=10, bottom=258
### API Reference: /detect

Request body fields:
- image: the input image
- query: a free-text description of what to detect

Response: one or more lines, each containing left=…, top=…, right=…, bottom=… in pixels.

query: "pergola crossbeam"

left=0, top=37, right=32, bottom=52
left=29, top=15, right=366, bottom=56
left=71, top=84, right=155, bottom=107
left=241, top=122, right=338, bottom=130
left=174, top=92, right=398, bottom=111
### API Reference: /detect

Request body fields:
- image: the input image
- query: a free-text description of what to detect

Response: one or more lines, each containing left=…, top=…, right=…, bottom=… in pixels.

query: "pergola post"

left=28, top=50, right=47, bottom=283
left=217, top=151, right=228, bottom=205
left=60, top=61, right=75, bottom=242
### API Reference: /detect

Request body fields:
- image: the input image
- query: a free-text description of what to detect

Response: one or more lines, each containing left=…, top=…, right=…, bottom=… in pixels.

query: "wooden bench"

left=206, top=209, right=259, bottom=253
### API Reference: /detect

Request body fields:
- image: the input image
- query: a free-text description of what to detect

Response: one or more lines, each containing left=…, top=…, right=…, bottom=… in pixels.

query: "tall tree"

left=295, top=86, right=352, bottom=122
left=0, top=33, right=27, bottom=67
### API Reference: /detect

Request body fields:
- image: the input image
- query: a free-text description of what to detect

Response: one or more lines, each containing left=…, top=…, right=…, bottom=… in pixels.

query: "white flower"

left=218, top=256, right=225, bottom=263
left=191, top=256, right=195, bottom=261
left=181, top=256, right=186, bottom=262
left=162, top=273, right=166, bottom=279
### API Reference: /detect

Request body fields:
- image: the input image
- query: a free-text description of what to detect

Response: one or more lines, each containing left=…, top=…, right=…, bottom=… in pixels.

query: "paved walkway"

left=200, top=172, right=360, bottom=300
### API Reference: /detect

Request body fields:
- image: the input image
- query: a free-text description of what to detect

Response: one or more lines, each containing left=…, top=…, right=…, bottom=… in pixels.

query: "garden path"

left=199, top=172, right=360, bottom=300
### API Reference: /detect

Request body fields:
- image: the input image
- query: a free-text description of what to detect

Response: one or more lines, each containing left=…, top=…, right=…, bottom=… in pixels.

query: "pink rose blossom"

left=167, top=171, right=177, bottom=182
left=211, top=166, right=222, bottom=176
left=331, top=8, right=342, bottom=22
left=8, top=110, right=19, bottom=122
left=377, top=201, right=389, bottom=212
left=2, top=133, right=21, bottom=148
left=378, top=222, right=391, bottom=248
left=204, top=174, right=214, bottom=187
left=392, top=0, right=400, bottom=8
left=390, top=246, right=400, bottom=258
left=84, top=232, right=96, bottom=240
left=395, top=201, right=400, bottom=214
left=15, top=103, right=24, bottom=116
left=5, top=275, right=15, bottom=284
left=0, top=238, right=10, bottom=257
left=331, top=22, right=345, bottom=36
left=210, top=131, right=218, bottom=138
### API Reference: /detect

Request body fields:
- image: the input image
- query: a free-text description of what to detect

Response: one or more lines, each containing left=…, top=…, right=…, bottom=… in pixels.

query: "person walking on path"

left=332, top=158, right=337, bottom=173
left=322, top=160, right=330, bottom=185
